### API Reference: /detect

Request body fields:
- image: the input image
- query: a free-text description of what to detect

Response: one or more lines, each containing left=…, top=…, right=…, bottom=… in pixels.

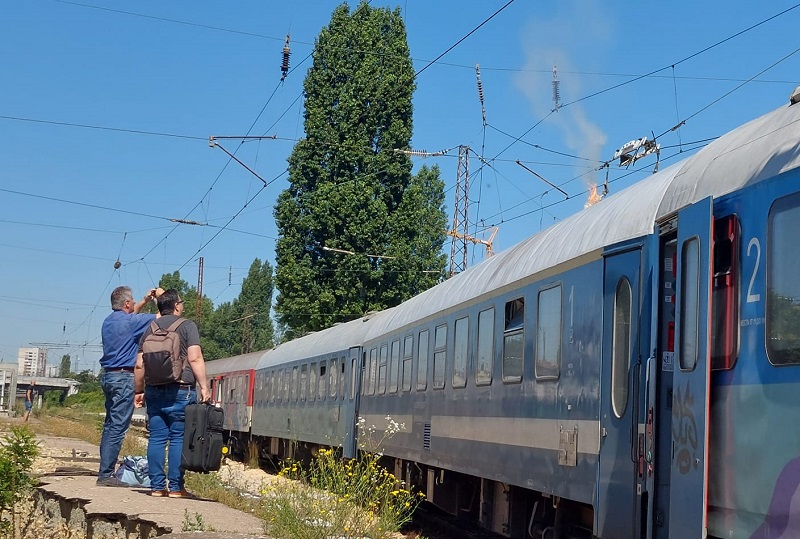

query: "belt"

left=105, top=367, right=134, bottom=373
left=170, top=382, right=195, bottom=390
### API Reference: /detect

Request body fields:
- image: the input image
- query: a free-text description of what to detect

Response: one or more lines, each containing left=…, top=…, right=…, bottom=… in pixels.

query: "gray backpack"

left=141, top=318, right=187, bottom=385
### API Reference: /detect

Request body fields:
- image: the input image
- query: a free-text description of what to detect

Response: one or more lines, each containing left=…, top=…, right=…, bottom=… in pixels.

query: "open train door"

left=668, top=196, right=713, bottom=538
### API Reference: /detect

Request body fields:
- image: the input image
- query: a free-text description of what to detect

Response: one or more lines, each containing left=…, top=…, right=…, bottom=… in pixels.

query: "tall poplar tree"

left=274, top=2, right=447, bottom=338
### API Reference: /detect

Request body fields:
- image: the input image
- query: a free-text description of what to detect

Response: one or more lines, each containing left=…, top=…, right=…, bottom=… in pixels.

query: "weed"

left=0, top=427, right=40, bottom=536
left=181, top=509, right=208, bottom=532
left=262, top=416, right=423, bottom=539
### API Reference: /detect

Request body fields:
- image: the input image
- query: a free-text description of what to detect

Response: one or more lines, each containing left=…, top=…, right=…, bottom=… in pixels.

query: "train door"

left=667, top=197, right=713, bottom=538
left=598, top=246, right=641, bottom=538
left=343, top=346, right=362, bottom=458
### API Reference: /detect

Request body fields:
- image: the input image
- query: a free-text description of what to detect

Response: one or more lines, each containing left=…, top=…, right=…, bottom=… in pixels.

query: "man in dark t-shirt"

left=23, top=380, right=37, bottom=422
left=134, top=289, right=210, bottom=498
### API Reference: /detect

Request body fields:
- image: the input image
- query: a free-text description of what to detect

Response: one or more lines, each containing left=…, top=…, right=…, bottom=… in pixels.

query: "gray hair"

left=110, top=286, right=133, bottom=310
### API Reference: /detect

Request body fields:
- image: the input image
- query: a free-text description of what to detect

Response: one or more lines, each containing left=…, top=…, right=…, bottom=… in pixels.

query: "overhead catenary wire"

left=10, top=1, right=792, bottom=338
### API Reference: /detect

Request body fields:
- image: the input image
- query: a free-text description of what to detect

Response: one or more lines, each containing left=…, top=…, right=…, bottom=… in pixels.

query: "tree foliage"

left=156, top=262, right=275, bottom=361
left=59, top=354, right=71, bottom=377
left=274, top=2, right=446, bottom=338
left=204, top=259, right=276, bottom=358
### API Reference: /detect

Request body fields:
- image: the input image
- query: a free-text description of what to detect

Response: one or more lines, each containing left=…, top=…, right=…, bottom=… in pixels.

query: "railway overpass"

left=0, top=368, right=81, bottom=416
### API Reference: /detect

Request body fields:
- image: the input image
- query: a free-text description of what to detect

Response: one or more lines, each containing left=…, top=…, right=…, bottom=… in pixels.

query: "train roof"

left=256, top=312, right=387, bottom=369
left=365, top=95, right=800, bottom=341
left=204, top=350, right=265, bottom=376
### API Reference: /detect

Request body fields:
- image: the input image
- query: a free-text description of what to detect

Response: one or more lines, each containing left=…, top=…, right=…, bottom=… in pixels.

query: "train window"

left=389, top=340, right=400, bottom=393
left=269, top=371, right=276, bottom=403
left=402, top=336, right=413, bottom=391
left=309, top=363, right=317, bottom=402
left=504, top=298, right=524, bottom=382
left=453, top=317, right=468, bottom=388
left=433, top=324, right=447, bottom=389
left=283, top=369, right=291, bottom=402
left=351, top=357, right=358, bottom=400
left=361, top=355, right=366, bottom=396
left=300, top=365, right=307, bottom=401
left=378, top=345, right=388, bottom=394
left=319, top=361, right=327, bottom=400
left=535, top=286, right=562, bottom=380
left=477, top=308, right=495, bottom=386
left=368, top=348, right=378, bottom=395
left=712, top=215, right=740, bottom=370
left=340, top=358, right=346, bottom=400
left=417, top=330, right=429, bottom=390
left=767, top=192, right=800, bottom=365
left=291, top=366, right=299, bottom=402
left=680, top=238, right=700, bottom=370
left=330, top=358, right=338, bottom=398
left=612, top=278, right=632, bottom=418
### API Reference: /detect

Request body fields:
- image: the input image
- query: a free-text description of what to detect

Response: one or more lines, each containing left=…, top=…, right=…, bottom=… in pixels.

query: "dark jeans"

left=99, top=370, right=135, bottom=478
left=145, top=385, right=196, bottom=492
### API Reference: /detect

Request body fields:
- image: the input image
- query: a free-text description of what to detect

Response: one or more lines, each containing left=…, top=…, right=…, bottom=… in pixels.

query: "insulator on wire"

left=552, top=65, right=561, bottom=111
left=281, top=34, right=291, bottom=81
left=475, top=64, right=487, bottom=127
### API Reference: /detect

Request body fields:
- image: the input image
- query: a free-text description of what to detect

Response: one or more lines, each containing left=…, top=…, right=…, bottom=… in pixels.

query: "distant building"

left=46, top=365, right=60, bottom=378
left=18, top=347, right=46, bottom=377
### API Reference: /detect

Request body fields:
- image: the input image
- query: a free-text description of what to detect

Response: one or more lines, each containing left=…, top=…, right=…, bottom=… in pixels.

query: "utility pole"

left=394, top=145, right=496, bottom=276
left=449, top=145, right=470, bottom=277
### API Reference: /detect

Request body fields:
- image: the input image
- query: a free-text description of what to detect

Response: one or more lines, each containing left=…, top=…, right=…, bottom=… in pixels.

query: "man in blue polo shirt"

left=97, top=285, right=161, bottom=486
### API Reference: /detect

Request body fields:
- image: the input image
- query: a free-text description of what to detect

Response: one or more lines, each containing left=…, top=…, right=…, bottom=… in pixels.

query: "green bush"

left=64, top=389, right=105, bottom=412
left=0, top=427, right=40, bottom=535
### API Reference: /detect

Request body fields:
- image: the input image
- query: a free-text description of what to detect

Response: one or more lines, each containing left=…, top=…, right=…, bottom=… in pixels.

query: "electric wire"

left=414, top=0, right=516, bottom=77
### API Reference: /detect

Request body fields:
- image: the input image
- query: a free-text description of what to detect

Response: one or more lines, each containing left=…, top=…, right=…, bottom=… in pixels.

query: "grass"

left=24, top=407, right=147, bottom=457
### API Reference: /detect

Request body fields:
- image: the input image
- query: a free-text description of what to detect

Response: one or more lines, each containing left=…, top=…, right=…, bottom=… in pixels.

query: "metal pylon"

left=448, top=145, right=469, bottom=277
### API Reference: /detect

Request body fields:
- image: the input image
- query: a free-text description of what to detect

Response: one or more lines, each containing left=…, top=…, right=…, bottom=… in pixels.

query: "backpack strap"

left=148, top=320, right=160, bottom=333
left=166, top=317, right=187, bottom=332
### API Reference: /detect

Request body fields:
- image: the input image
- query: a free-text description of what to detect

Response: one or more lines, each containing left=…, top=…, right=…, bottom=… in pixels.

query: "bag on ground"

left=114, top=455, right=150, bottom=487
left=141, top=318, right=187, bottom=385
left=181, top=403, right=225, bottom=473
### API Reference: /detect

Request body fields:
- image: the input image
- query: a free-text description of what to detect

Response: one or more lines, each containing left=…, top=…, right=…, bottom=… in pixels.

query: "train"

left=204, top=88, right=800, bottom=539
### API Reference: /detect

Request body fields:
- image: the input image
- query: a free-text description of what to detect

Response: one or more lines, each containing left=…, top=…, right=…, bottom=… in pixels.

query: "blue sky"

left=2, top=0, right=800, bottom=372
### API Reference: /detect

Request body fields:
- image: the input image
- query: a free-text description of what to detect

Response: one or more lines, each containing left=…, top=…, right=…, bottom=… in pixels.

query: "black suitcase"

left=181, top=403, right=225, bottom=473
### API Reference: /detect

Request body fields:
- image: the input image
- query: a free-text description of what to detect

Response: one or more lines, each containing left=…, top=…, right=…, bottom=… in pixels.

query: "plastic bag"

left=114, top=455, right=150, bottom=487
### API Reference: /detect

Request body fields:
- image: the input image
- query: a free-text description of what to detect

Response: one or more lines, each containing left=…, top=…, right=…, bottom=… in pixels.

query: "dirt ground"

left=1, top=416, right=276, bottom=538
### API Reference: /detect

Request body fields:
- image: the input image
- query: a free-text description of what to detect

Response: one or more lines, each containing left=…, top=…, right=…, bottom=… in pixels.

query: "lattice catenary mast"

left=448, top=145, right=470, bottom=277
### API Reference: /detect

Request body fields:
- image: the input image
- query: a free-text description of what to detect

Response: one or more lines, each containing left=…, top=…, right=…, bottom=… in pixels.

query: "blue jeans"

left=99, top=370, right=135, bottom=478
left=97, top=371, right=133, bottom=477
left=145, top=385, right=196, bottom=492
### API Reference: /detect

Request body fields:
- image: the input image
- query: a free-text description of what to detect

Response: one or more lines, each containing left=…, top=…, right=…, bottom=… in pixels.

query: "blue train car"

left=251, top=312, right=387, bottom=461
left=209, top=90, right=800, bottom=539
left=353, top=91, right=800, bottom=538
